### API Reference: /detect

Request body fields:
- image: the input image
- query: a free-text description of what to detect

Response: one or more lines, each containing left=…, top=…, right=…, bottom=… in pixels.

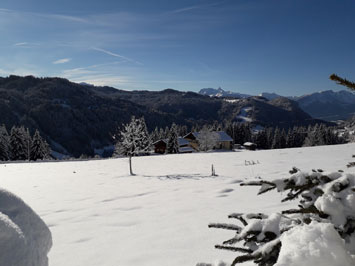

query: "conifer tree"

left=164, top=126, right=170, bottom=139
left=137, top=117, right=151, bottom=154
left=0, top=125, right=10, bottom=161
left=9, top=126, right=27, bottom=160
left=179, top=125, right=188, bottom=137
left=304, top=124, right=319, bottom=146
left=22, top=127, right=32, bottom=160
left=150, top=127, right=160, bottom=143
left=210, top=168, right=355, bottom=265
left=159, top=128, right=165, bottom=140
left=265, top=127, right=274, bottom=149
left=30, top=130, right=48, bottom=161
left=167, top=123, right=179, bottom=154
left=280, top=129, right=287, bottom=148
left=271, top=127, right=281, bottom=149
left=253, top=130, right=268, bottom=149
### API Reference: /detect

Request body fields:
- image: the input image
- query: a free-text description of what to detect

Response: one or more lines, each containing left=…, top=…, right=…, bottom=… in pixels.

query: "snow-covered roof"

left=188, top=131, right=233, bottom=142
left=152, top=139, right=167, bottom=145
left=178, top=146, right=195, bottom=153
left=153, top=137, right=189, bottom=147
left=178, top=137, right=189, bottom=146
left=243, top=142, right=256, bottom=146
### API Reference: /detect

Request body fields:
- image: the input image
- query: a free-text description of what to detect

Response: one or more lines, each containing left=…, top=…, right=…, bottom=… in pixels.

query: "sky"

left=0, top=0, right=354, bottom=96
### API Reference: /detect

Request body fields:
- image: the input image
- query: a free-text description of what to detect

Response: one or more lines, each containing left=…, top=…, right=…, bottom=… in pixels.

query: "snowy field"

left=0, top=143, right=354, bottom=266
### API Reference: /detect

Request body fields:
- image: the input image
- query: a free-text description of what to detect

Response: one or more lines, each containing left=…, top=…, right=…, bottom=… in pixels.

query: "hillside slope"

left=0, top=75, right=328, bottom=156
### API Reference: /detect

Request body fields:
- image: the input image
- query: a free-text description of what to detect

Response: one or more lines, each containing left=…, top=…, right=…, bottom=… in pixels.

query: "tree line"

left=0, top=125, right=51, bottom=161
left=114, top=116, right=345, bottom=175
left=148, top=121, right=344, bottom=150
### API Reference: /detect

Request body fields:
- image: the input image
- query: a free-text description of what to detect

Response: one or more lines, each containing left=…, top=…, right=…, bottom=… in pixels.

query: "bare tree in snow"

left=114, top=116, right=151, bottom=175
left=197, top=126, right=219, bottom=151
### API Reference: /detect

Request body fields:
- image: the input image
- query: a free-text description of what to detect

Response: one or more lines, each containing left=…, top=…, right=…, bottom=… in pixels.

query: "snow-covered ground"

left=0, top=143, right=354, bottom=266
left=236, top=107, right=253, bottom=123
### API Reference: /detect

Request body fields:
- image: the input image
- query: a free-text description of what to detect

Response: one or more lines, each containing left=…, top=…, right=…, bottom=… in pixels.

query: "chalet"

left=153, top=139, right=167, bottom=154
left=184, top=131, right=233, bottom=150
left=243, top=142, right=257, bottom=150
left=152, top=137, right=195, bottom=154
left=178, top=137, right=195, bottom=153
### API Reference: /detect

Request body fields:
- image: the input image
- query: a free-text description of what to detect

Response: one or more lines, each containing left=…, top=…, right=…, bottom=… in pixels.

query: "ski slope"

left=0, top=143, right=354, bottom=266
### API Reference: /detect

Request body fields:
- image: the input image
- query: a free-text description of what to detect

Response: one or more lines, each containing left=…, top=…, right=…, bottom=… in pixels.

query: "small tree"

left=167, top=123, right=179, bottom=154
left=114, top=116, right=150, bottom=175
left=197, top=125, right=219, bottom=151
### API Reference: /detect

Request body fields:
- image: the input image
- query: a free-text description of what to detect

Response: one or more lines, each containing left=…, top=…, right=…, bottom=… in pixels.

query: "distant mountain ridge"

left=199, top=88, right=355, bottom=121
left=0, top=75, right=331, bottom=157
left=199, top=87, right=251, bottom=98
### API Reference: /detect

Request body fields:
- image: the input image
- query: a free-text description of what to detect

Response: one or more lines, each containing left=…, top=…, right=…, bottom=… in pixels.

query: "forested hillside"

left=0, top=75, right=330, bottom=157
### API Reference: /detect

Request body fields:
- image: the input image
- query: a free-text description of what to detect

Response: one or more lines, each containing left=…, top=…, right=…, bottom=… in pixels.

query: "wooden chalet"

left=153, top=137, right=195, bottom=154
left=153, top=139, right=167, bottom=154
left=184, top=131, right=233, bottom=150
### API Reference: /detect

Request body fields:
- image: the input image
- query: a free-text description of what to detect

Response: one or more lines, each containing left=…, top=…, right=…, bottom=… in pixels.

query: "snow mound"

left=0, top=188, right=52, bottom=266
left=275, top=222, right=355, bottom=266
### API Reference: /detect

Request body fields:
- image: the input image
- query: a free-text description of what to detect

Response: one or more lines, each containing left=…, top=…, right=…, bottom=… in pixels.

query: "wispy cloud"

left=13, top=42, right=41, bottom=47
left=91, top=47, right=143, bottom=65
left=42, top=14, right=88, bottom=23
left=169, top=1, right=227, bottom=14
left=53, top=58, right=72, bottom=64
left=0, top=7, right=89, bottom=24
left=14, top=42, right=29, bottom=46
left=61, top=61, right=133, bottom=88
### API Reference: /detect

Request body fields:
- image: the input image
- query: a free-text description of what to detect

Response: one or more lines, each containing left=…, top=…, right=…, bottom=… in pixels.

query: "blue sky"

left=0, top=0, right=354, bottom=95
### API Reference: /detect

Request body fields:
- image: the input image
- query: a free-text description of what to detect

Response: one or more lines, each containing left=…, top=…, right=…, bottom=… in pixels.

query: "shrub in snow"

left=0, top=188, right=52, bottom=265
left=209, top=168, right=355, bottom=265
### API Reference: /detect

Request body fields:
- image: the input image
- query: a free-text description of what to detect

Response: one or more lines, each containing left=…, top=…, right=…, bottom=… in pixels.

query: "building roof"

left=152, top=139, right=167, bottom=145
left=153, top=137, right=190, bottom=147
left=243, top=142, right=256, bottom=146
left=178, top=137, right=189, bottom=146
left=179, top=146, right=195, bottom=153
left=184, top=131, right=233, bottom=142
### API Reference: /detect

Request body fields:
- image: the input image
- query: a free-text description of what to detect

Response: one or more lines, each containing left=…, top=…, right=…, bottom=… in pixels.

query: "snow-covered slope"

left=259, top=92, right=283, bottom=100
left=294, top=90, right=355, bottom=120
left=199, top=88, right=355, bottom=121
left=296, top=90, right=355, bottom=105
left=199, top=88, right=251, bottom=98
left=0, top=144, right=354, bottom=266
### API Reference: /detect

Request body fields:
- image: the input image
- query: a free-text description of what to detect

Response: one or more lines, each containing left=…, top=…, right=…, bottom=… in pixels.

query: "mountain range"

left=199, top=88, right=355, bottom=121
left=0, top=75, right=332, bottom=157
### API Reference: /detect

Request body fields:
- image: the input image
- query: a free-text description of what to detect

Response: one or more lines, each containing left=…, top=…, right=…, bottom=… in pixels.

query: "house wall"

left=188, top=141, right=199, bottom=150
left=220, top=141, right=232, bottom=150
left=154, top=142, right=166, bottom=154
